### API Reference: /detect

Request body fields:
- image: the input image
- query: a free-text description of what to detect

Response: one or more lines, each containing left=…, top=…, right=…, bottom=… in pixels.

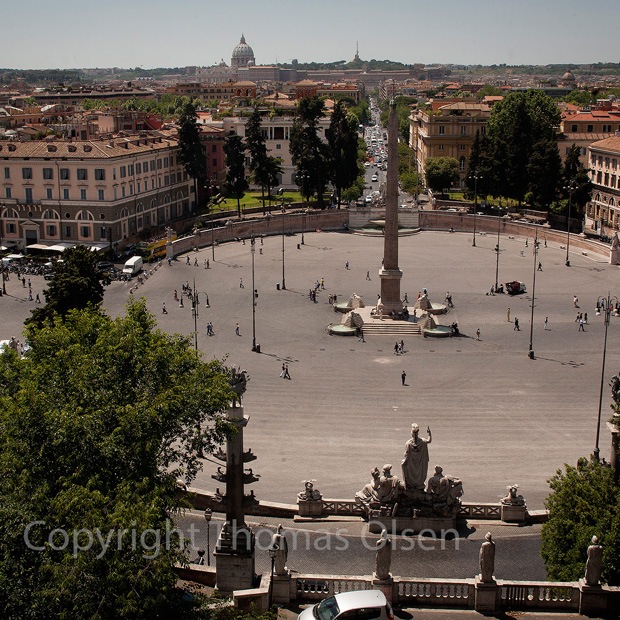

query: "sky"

left=2, top=0, right=619, bottom=70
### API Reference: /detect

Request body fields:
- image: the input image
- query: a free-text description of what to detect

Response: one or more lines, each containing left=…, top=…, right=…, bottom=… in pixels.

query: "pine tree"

left=177, top=102, right=206, bottom=212
left=224, top=134, right=248, bottom=218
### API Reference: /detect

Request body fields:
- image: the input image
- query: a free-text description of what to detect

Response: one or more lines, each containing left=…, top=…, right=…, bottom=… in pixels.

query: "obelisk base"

left=378, top=268, right=403, bottom=314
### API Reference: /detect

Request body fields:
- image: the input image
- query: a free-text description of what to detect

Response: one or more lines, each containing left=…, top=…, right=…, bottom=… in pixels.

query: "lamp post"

left=594, top=293, right=618, bottom=461
left=564, top=180, right=578, bottom=267
left=301, top=209, right=306, bottom=245
left=281, top=214, right=286, bottom=290
left=211, top=221, right=215, bottom=262
left=470, top=172, right=482, bottom=247
left=250, top=236, right=259, bottom=352
left=203, top=508, right=212, bottom=566
left=268, top=542, right=279, bottom=609
left=494, top=207, right=502, bottom=293
left=528, top=232, right=540, bottom=359
left=191, top=278, right=209, bottom=354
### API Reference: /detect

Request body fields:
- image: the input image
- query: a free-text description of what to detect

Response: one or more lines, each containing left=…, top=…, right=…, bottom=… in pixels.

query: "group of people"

left=394, top=340, right=406, bottom=355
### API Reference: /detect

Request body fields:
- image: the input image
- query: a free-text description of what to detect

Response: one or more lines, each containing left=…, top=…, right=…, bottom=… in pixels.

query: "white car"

left=371, top=174, right=378, bottom=182
left=298, top=590, right=393, bottom=620
left=365, top=195, right=373, bottom=203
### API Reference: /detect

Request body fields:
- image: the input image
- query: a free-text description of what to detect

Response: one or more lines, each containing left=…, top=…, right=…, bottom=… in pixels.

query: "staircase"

left=361, top=320, right=423, bottom=337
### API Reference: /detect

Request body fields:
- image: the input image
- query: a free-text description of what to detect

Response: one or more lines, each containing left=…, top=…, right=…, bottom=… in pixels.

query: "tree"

left=541, top=457, right=620, bottom=585
left=425, top=157, right=459, bottom=196
left=326, top=101, right=360, bottom=208
left=526, top=138, right=563, bottom=209
left=27, top=244, right=109, bottom=327
left=0, top=299, right=235, bottom=618
left=224, top=134, right=248, bottom=217
left=562, top=144, right=593, bottom=213
left=178, top=102, right=206, bottom=212
left=290, top=97, right=331, bottom=209
left=244, top=108, right=270, bottom=214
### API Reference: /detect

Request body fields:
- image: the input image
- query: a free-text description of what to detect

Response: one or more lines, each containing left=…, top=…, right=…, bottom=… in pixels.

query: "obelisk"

left=378, top=100, right=403, bottom=314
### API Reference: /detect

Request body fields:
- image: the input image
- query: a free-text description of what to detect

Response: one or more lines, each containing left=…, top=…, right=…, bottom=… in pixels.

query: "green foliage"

left=564, top=90, right=596, bottom=107
left=425, top=157, right=459, bottom=195
left=541, top=457, right=620, bottom=585
left=178, top=102, right=207, bottom=187
left=348, top=99, right=370, bottom=126
left=475, top=85, right=503, bottom=99
left=224, top=134, right=249, bottom=217
left=27, top=245, right=108, bottom=327
left=0, top=299, right=235, bottom=618
left=562, top=144, right=593, bottom=212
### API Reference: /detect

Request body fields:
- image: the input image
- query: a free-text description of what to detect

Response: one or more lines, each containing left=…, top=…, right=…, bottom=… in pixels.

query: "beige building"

left=0, top=134, right=191, bottom=251
left=585, top=136, right=620, bottom=236
left=410, top=102, right=492, bottom=187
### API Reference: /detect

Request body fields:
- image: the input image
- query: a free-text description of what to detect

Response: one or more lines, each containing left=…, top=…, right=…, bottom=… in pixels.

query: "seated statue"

left=377, top=464, right=402, bottom=504
left=426, top=465, right=463, bottom=516
left=297, top=480, right=322, bottom=501
left=355, top=467, right=381, bottom=505
left=501, top=485, right=525, bottom=506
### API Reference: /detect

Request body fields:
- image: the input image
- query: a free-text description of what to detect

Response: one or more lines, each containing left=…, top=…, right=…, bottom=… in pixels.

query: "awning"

left=89, top=244, right=108, bottom=252
left=6, top=253, right=25, bottom=260
left=26, top=243, right=53, bottom=251
left=47, top=244, right=69, bottom=253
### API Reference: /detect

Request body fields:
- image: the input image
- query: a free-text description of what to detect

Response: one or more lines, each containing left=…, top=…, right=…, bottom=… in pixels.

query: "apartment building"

left=559, top=108, right=620, bottom=165
left=410, top=102, right=492, bottom=186
left=0, top=134, right=191, bottom=251
left=585, top=136, right=620, bottom=236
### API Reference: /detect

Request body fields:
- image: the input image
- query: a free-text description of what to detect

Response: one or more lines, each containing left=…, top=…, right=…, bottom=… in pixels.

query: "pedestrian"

left=22, top=277, right=26, bottom=288
left=358, top=327, right=365, bottom=342
left=489, top=285, right=495, bottom=296
left=204, top=259, right=208, bottom=269
left=206, top=259, right=210, bottom=269
left=27, top=278, right=31, bottom=289
left=345, top=261, right=349, bottom=270
left=283, top=364, right=291, bottom=380
left=573, top=295, right=579, bottom=308
left=366, top=271, right=371, bottom=280
left=235, top=322, right=240, bottom=336
left=507, top=308, right=511, bottom=322
left=167, top=257, right=172, bottom=266
left=544, top=316, right=549, bottom=330
left=162, top=302, right=168, bottom=314
left=186, top=256, right=190, bottom=265
left=584, top=313, right=588, bottom=324
left=514, top=317, right=520, bottom=331
left=575, top=312, right=580, bottom=323
left=179, top=297, right=184, bottom=308
left=240, top=278, right=244, bottom=288
left=28, top=290, right=32, bottom=301
left=476, top=328, right=480, bottom=341
left=401, top=370, right=407, bottom=386
left=394, top=342, right=399, bottom=355
left=194, top=257, right=198, bottom=267
left=403, top=293, right=408, bottom=303
left=544, top=238, right=547, bottom=247
left=537, top=262, right=543, bottom=271
left=35, top=293, right=40, bottom=303
left=578, top=318, right=585, bottom=331
left=400, top=339, right=405, bottom=353
left=280, top=363, right=286, bottom=378
left=174, top=289, right=178, bottom=301
left=321, top=278, right=325, bottom=289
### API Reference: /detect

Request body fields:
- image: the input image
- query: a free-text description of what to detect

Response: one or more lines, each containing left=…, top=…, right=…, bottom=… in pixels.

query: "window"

left=157, top=159, right=162, bottom=169
left=63, top=188, right=70, bottom=200
left=98, top=189, right=105, bottom=201
left=460, top=126, right=466, bottom=136
left=122, top=186, right=126, bottom=198
left=3, top=167, right=9, bottom=179
left=137, top=181, right=141, bottom=193
left=603, top=125, right=612, bottom=133
left=120, top=166, right=127, bottom=178
left=163, top=157, right=169, bottom=167
left=129, top=183, right=134, bottom=195
left=5, top=188, right=12, bottom=199
left=80, top=226, right=91, bottom=238
left=571, top=124, right=578, bottom=132
left=276, top=144, right=281, bottom=150
left=77, top=168, right=88, bottom=181
left=43, top=167, right=53, bottom=180
left=80, top=189, right=87, bottom=200
left=459, top=144, right=466, bottom=151
left=459, top=157, right=466, bottom=171
left=212, top=145, right=217, bottom=153
left=150, top=160, right=156, bottom=171
left=136, top=162, right=142, bottom=174
left=128, top=164, right=134, bottom=176
left=95, top=168, right=105, bottom=181
left=438, top=126, right=445, bottom=135
left=587, top=125, right=593, bottom=133
left=6, top=222, right=16, bottom=234
left=22, top=167, right=33, bottom=180
left=164, top=176, right=169, bottom=186
left=46, top=224, right=57, bottom=236
left=65, top=225, right=72, bottom=237
left=25, top=187, right=33, bottom=203
left=438, top=145, right=444, bottom=151
left=46, top=188, right=53, bottom=200
left=60, top=168, right=70, bottom=180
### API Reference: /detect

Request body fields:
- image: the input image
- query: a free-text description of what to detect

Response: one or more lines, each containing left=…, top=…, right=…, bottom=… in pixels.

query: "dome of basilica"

left=231, top=35, right=255, bottom=68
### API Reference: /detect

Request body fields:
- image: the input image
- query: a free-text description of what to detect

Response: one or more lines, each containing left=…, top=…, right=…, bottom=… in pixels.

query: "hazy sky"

left=2, top=0, right=619, bottom=70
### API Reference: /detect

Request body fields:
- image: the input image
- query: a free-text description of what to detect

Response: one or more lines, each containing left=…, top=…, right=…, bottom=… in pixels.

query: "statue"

left=229, top=366, right=249, bottom=407
left=610, top=374, right=620, bottom=405
left=297, top=480, right=322, bottom=501
left=501, top=485, right=525, bottom=506
left=377, top=464, right=401, bottom=503
left=401, top=423, right=432, bottom=490
left=355, top=467, right=381, bottom=505
left=479, top=532, right=496, bottom=583
left=584, top=536, right=603, bottom=586
left=426, top=465, right=463, bottom=516
left=374, top=529, right=392, bottom=580
left=272, top=524, right=289, bottom=576
left=166, top=226, right=173, bottom=243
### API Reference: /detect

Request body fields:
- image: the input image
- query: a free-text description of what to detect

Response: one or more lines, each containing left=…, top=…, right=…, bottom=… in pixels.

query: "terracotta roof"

left=589, top=136, right=620, bottom=153
left=0, top=136, right=179, bottom=159
left=563, top=111, right=620, bottom=121
left=561, top=133, right=614, bottom=141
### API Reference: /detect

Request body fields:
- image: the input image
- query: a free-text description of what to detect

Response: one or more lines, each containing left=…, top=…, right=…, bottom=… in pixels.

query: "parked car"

left=505, top=281, right=527, bottom=295
left=298, top=590, right=393, bottom=620
left=371, top=174, right=378, bottom=182
left=96, top=261, right=115, bottom=272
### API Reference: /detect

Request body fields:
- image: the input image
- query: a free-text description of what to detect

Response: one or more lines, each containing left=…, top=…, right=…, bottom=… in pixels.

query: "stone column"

left=378, top=100, right=403, bottom=314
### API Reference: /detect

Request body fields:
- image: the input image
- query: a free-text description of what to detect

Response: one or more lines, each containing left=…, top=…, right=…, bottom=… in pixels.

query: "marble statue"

left=584, top=535, right=603, bottom=586
left=401, top=423, right=432, bottom=490
left=298, top=480, right=322, bottom=501
left=229, top=366, right=249, bottom=406
left=272, top=524, right=289, bottom=576
left=377, top=464, right=402, bottom=503
left=426, top=465, right=463, bottom=515
left=479, top=532, right=496, bottom=583
left=355, top=467, right=381, bottom=505
left=501, top=485, right=525, bottom=506
left=375, top=528, right=393, bottom=580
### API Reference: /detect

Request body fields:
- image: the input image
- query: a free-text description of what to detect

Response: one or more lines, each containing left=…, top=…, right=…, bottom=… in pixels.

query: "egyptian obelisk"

left=378, top=100, right=403, bottom=314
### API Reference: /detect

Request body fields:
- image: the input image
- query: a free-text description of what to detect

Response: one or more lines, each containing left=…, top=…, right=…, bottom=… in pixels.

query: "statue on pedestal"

left=501, top=485, right=525, bottom=506
left=355, top=467, right=381, bottom=505
left=297, top=480, right=322, bottom=501
left=272, top=524, right=289, bottom=576
left=584, top=536, right=603, bottom=586
left=375, top=529, right=392, bottom=580
left=426, top=465, right=463, bottom=517
left=377, top=464, right=402, bottom=503
left=479, top=532, right=496, bottom=583
left=401, top=423, right=432, bottom=491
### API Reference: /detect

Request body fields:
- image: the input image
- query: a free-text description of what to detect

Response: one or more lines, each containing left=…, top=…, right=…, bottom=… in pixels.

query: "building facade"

left=0, top=134, right=191, bottom=251
left=585, top=136, right=620, bottom=236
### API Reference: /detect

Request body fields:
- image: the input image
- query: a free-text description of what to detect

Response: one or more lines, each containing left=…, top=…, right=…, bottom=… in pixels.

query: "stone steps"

left=361, top=321, right=423, bottom=336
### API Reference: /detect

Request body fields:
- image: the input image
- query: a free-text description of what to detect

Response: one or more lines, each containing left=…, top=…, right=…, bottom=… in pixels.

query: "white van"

left=298, top=590, right=393, bottom=620
left=122, top=256, right=143, bottom=277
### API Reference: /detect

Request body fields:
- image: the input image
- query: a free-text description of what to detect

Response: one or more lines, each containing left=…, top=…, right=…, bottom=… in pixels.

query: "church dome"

left=231, top=35, right=255, bottom=68
left=562, top=70, right=576, bottom=82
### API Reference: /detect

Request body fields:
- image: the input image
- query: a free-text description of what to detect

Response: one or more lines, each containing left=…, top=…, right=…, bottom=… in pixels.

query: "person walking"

left=401, top=370, right=407, bottom=386
left=578, top=318, right=586, bottom=332
left=584, top=312, right=588, bottom=324
left=194, top=257, right=198, bottom=267
left=162, top=302, right=168, bottom=314
left=573, top=295, right=579, bottom=308
left=235, top=322, right=240, bottom=336
left=186, top=256, right=190, bottom=265
left=514, top=317, right=520, bottom=331
left=239, top=278, right=244, bottom=288
left=280, top=363, right=286, bottom=378
left=366, top=271, right=371, bottom=280
left=476, top=328, right=481, bottom=341
left=507, top=308, right=511, bottom=322
left=35, top=293, right=40, bottom=303
left=537, top=262, right=543, bottom=271
left=544, top=316, right=549, bottom=330
left=345, top=261, right=349, bottom=270
left=403, top=293, right=408, bottom=303
left=283, top=364, right=291, bottom=380
left=321, top=277, right=325, bottom=289
left=394, top=342, right=400, bottom=355
left=358, top=327, right=365, bottom=342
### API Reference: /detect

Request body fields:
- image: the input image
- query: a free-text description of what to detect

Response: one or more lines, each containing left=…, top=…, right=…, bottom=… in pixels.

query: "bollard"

left=276, top=283, right=280, bottom=290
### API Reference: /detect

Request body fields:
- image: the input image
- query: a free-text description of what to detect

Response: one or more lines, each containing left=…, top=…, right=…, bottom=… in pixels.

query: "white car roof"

left=333, top=589, right=387, bottom=612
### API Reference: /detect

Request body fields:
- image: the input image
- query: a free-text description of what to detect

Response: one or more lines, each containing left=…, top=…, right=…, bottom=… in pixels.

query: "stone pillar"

left=606, top=422, right=619, bottom=481
left=578, top=580, right=607, bottom=616
left=372, top=576, right=394, bottom=605
left=272, top=573, right=293, bottom=605
left=379, top=100, right=403, bottom=314
left=474, top=577, right=498, bottom=613
left=297, top=499, right=323, bottom=517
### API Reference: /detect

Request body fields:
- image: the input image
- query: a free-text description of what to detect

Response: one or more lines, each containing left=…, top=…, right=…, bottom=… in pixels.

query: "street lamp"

left=594, top=293, right=618, bottom=461
left=528, top=232, right=540, bottom=359
left=301, top=209, right=306, bottom=245
left=470, top=172, right=482, bottom=247
left=204, top=508, right=212, bottom=566
left=281, top=215, right=286, bottom=290
left=494, top=207, right=502, bottom=294
left=564, top=180, right=578, bottom=267
left=268, top=542, right=279, bottom=609
left=250, top=236, right=259, bottom=352
left=191, top=278, right=209, bottom=353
